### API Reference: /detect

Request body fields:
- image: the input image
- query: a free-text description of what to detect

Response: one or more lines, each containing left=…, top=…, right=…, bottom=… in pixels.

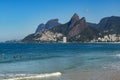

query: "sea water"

left=0, top=43, right=120, bottom=80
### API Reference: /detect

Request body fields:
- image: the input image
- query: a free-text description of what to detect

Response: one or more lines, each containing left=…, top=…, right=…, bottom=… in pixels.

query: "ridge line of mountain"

left=22, top=13, right=120, bottom=43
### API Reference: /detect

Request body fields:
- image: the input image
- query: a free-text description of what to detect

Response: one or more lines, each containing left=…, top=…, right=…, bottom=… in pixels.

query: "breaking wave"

left=115, top=54, right=120, bottom=57
left=2, top=72, right=62, bottom=80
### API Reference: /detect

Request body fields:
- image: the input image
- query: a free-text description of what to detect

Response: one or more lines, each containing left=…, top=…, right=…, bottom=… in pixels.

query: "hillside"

left=22, top=14, right=120, bottom=43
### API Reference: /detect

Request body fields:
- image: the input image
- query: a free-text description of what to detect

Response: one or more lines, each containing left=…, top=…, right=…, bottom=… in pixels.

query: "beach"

left=61, top=68, right=120, bottom=80
left=0, top=43, right=120, bottom=80
left=3, top=68, right=120, bottom=80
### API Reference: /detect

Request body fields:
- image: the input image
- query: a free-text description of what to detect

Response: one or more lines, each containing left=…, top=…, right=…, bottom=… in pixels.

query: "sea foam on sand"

left=3, top=72, right=62, bottom=80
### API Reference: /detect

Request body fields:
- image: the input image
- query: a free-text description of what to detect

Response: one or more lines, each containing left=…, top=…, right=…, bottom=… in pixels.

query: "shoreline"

left=2, top=72, right=62, bottom=80
left=1, top=68, right=120, bottom=80
left=1, top=41, right=120, bottom=44
left=61, top=67, right=120, bottom=80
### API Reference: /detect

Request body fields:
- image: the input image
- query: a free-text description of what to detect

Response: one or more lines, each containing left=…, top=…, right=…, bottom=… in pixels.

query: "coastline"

left=1, top=41, right=120, bottom=44
left=2, top=69, right=120, bottom=80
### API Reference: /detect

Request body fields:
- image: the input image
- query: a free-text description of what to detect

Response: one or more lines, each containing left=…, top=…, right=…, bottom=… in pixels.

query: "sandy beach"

left=6, top=68, right=120, bottom=80
left=5, top=69, right=120, bottom=80
left=60, top=68, right=120, bottom=80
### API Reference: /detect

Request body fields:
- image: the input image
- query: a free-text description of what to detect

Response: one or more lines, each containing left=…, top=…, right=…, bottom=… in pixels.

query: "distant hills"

left=22, top=13, right=120, bottom=43
left=35, top=19, right=61, bottom=33
left=97, top=16, right=120, bottom=34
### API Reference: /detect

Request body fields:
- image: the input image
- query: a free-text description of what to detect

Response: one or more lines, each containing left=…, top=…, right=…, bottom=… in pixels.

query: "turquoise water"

left=0, top=43, right=120, bottom=79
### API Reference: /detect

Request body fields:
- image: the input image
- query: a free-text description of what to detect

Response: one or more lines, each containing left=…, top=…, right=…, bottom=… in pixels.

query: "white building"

left=63, top=37, right=67, bottom=43
left=109, top=34, right=116, bottom=41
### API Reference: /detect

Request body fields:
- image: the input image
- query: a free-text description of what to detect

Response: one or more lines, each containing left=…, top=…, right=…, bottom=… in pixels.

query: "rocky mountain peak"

left=45, top=19, right=60, bottom=29
left=46, top=19, right=59, bottom=24
left=35, top=19, right=61, bottom=33
left=38, top=23, right=45, bottom=27
left=80, top=17, right=87, bottom=27
left=67, top=17, right=87, bottom=39
left=69, top=13, right=80, bottom=27
left=81, top=17, right=86, bottom=22
left=70, top=13, right=79, bottom=22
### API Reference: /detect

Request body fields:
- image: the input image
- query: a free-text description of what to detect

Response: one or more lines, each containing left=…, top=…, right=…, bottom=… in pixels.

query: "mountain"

left=22, top=14, right=120, bottom=43
left=35, top=19, right=61, bottom=33
left=45, top=19, right=61, bottom=29
left=69, top=26, right=100, bottom=42
left=97, top=16, right=120, bottom=34
left=50, top=13, right=88, bottom=40
left=35, top=23, right=45, bottom=33
left=22, top=31, right=64, bottom=43
left=23, top=13, right=89, bottom=42
left=69, top=13, right=80, bottom=28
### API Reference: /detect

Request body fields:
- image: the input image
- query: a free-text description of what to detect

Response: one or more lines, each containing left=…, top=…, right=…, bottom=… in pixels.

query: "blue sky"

left=0, top=0, right=120, bottom=42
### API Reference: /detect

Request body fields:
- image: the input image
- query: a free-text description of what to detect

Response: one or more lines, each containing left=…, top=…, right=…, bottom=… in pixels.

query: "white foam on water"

left=115, top=54, right=120, bottom=57
left=3, top=72, right=62, bottom=80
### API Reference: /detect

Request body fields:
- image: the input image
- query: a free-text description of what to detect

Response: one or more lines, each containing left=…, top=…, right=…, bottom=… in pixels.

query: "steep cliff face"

left=51, top=13, right=88, bottom=39
left=68, top=13, right=80, bottom=28
left=69, top=26, right=100, bottom=42
left=35, top=19, right=61, bottom=33
left=35, top=23, right=45, bottom=33
left=68, top=17, right=88, bottom=39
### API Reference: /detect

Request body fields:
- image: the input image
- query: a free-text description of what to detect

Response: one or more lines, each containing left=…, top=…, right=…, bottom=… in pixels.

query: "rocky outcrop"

left=68, top=17, right=88, bottom=39
left=51, top=13, right=88, bottom=40
left=68, top=13, right=80, bottom=28
left=22, top=31, right=63, bottom=43
left=35, top=19, right=61, bottom=33
left=35, top=31, right=63, bottom=42
left=69, top=26, right=100, bottom=42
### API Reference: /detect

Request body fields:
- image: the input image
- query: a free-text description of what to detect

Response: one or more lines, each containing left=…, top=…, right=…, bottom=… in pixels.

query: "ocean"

left=0, top=43, right=120, bottom=80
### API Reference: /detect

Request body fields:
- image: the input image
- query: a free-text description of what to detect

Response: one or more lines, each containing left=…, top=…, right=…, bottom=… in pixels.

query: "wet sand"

left=3, top=69, right=120, bottom=80
left=61, top=68, right=120, bottom=80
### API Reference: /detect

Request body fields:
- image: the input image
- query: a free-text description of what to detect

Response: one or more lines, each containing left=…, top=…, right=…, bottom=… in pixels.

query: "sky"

left=0, top=0, right=120, bottom=42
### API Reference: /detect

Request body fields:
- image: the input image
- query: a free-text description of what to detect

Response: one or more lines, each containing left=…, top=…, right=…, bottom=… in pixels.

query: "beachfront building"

left=94, top=34, right=120, bottom=42
left=109, top=34, right=116, bottom=41
left=63, top=37, right=67, bottom=43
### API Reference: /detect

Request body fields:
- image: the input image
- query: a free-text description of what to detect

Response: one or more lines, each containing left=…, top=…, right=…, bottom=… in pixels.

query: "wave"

left=115, top=54, right=120, bottom=57
left=3, top=72, right=62, bottom=80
